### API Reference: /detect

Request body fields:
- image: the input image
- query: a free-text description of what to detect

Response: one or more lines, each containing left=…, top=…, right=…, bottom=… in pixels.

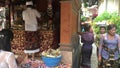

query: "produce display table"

left=11, top=30, right=59, bottom=55
left=24, top=49, right=40, bottom=60
left=11, top=30, right=25, bottom=55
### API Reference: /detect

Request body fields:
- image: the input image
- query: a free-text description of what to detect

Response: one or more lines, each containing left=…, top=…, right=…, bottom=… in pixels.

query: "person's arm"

left=98, top=35, right=104, bottom=62
left=91, top=33, right=94, bottom=43
left=22, top=11, right=25, bottom=21
left=34, top=9, right=41, bottom=21
left=77, top=32, right=83, bottom=35
left=9, top=29, right=14, bottom=41
left=7, top=53, right=18, bottom=68
left=35, top=9, right=41, bottom=18
left=117, top=35, right=120, bottom=53
left=81, top=34, right=84, bottom=43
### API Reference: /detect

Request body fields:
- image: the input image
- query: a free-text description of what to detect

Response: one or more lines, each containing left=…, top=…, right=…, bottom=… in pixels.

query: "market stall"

left=0, top=0, right=63, bottom=67
left=19, top=48, right=71, bottom=68
left=10, top=0, right=60, bottom=56
left=11, top=29, right=59, bottom=55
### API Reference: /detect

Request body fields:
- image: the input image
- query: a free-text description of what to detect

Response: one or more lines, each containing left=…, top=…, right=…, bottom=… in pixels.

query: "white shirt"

left=22, top=8, right=41, bottom=31
left=0, top=51, right=18, bottom=68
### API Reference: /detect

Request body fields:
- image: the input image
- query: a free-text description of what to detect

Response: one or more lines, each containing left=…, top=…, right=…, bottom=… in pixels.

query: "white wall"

left=98, top=0, right=106, bottom=15
left=98, top=0, right=119, bottom=14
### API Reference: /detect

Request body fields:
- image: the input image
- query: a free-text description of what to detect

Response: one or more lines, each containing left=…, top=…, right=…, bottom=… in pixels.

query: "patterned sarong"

left=25, top=31, right=39, bottom=50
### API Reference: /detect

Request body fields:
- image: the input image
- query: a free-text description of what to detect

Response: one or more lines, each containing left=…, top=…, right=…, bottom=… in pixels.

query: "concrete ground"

left=91, top=43, right=98, bottom=68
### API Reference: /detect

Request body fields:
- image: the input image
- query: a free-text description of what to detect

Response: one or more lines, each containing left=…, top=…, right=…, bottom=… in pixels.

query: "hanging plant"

left=81, top=15, right=87, bottom=22
left=83, top=2, right=89, bottom=8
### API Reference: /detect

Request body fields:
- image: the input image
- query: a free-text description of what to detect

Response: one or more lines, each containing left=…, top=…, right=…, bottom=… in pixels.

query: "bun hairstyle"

left=84, top=23, right=91, bottom=32
left=107, top=24, right=116, bottom=31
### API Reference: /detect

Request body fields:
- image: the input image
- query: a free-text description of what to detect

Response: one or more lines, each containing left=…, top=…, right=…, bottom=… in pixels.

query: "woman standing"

left=81, top=23, right=94, bottom=68
left=98, top=24, right=120, bottom=68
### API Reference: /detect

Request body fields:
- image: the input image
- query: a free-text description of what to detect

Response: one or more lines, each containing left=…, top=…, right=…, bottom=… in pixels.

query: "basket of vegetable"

left=41, top=48, right=62, bottom=67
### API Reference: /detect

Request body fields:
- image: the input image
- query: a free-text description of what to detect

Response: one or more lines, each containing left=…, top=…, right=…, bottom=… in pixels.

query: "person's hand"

left=98, top=55, right=101, bottom=62
left=77, top=32, right=82, bottom=35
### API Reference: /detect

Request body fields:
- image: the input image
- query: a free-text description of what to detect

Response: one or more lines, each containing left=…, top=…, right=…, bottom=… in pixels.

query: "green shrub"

left=93, top=11, right=120, bottom=34
left=94, top=11, right=111, bottom=22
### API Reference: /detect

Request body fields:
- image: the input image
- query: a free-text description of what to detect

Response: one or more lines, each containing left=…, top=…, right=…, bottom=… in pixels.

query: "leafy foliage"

left=93, top=11, right=120, bottom=34
left=108, top=12, right=120, bottom=34
left=81, top=15, right=87, bottom=22
left=93, top=11, right=111, bottom=22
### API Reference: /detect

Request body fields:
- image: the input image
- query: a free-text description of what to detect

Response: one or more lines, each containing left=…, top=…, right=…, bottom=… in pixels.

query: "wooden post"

left=60, top=0, right=81, bottom=66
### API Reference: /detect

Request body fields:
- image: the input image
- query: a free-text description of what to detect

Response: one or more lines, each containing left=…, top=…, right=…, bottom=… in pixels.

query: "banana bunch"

left=42, top=48, right=61, bottom=57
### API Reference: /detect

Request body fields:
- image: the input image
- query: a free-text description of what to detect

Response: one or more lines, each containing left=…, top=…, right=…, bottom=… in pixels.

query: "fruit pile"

left=41, top=48, right=61, bottom=57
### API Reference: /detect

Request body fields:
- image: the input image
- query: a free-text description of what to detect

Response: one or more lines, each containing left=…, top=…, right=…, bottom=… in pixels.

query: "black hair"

left=83, top=23, right=91, bottom=32
left=107, top=24, right=116, bottom=31
left=100, top=26, right=106, bottom=29
left=0, top=41, right=6, bottom=51
left=99, top=26, right=106, bottom=30
left=26, top=5, right=34, bottom=9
